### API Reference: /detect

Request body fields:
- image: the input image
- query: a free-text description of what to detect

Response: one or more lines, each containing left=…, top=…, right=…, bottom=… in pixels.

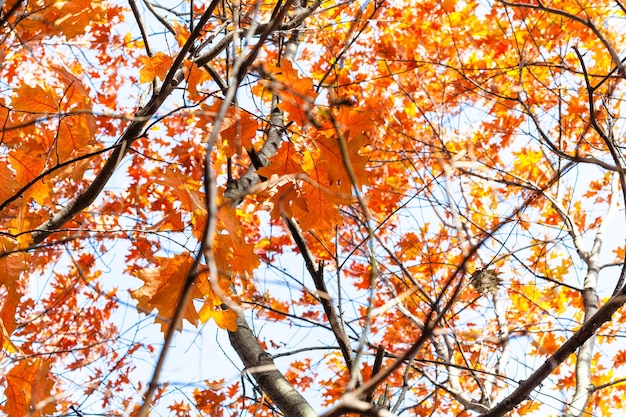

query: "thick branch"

left=217, top=4, right=317, bottom=416
left=229, top=315, right=317, bottom=417
left=224, top=105, right=284, bottom=204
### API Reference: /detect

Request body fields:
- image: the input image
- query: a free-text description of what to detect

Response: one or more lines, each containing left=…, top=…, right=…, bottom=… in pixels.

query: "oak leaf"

left=266, top=60, right=317, bottom=127
left=10, top=66, right=96, bottom=164
left=312, top=131, right=370, bottom=192
left=0, top=163, right=19, bottom=204
left=290, top=180, right=348, bottom=235
left=51, top=1, right=107, bottom=38
left=256, top=141, right=304, bottom=178
left=11, top=84, right=58, bottom=114
left=12, top=0, right=106, bottom=41
left=196, top=275, right=238, bottom=332
left=130, top=254, right=203, bottom=332
left=614, top=349, right=626, bottom=367
left=139, top=52, right=174, bottom=84
left=199, top=100, right=259, bottom=157
left=194, top=383, right=226, bottom=416
left=213, top=204, right=260, bottom=277
left=2, top=358, right=56, bottom=417
left=213, top=233, right=259, bottom=278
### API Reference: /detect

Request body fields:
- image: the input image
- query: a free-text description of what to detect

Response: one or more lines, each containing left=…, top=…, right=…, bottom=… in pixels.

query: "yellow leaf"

left=173, top=21, right=191, bottom=47
left=198, top=294, right=239, bottom=331
left=0, top=317, right=19, bottom=354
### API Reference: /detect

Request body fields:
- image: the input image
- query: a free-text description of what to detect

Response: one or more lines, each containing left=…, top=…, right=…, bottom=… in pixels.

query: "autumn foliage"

left=2, top=0, right=626, bottom=416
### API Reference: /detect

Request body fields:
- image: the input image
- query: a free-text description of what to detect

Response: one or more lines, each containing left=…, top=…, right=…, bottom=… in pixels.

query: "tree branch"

left=283, top=216, right=362, bottom=385
left=228, top=314, right=317, bottom=417
left=31, top=0, right=222, bottom=244
left=496, top=0, right=626, bottom=78
left=480, top=293, right=626, bottom=417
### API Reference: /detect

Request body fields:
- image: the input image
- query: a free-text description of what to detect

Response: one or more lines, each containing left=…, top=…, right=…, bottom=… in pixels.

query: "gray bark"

left=229, top=316, right=318, bottom=417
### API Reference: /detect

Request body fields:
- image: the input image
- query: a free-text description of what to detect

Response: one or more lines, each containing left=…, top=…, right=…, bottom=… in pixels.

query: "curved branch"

left=480, top=293, right=626, bottom=417
left=496, top=0, right=626, bottom=78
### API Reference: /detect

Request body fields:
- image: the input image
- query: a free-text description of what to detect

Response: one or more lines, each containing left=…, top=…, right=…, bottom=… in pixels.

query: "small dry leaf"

left=470, top=269, right=501, bottom=295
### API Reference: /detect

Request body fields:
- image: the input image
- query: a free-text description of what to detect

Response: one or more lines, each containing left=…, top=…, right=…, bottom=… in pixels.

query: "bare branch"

left=283, top=215, right=362, bottom=386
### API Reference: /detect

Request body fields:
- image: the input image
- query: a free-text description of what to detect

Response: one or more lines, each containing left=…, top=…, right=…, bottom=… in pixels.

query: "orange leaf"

left=290, top=180, right=348, bottom=235
left=152, top=165, right=204, bottom=213
left=130, top=254, right=203, bottom=332
left=0, top=238, right=22, bottom=347
left=267, top=182, right=305, bottom=220
left=0, top=236, right=26, bottom=335
left=12, top=84, right=58, bottom=114
left=12, top=0, right=106, bottom=40
left=0, top=318, right=19, bottom=354
left=312, top=131, right=370, bottom=191
left=2, top=358, right=56, bottom=417
left=256, top=141, right=304, bottom=178
left=187, top=201, right=261, bottom=295
left=8, top=202, right=44, bottom=247
left=196, top=278, right=239, bottom=332
left=538, top=331, right=562, bottom=356
left=173, top=21, right=191, bottom=47
left=266, top=61, right=317, bottom=126
left=168, top=400, right=192, bottom=414
left=10, top=66, right=96, bottom=164
left=0, top=162, right=19, bottom=204
left=516, top=398, right=542, bottom=415
left=258, top=294, right=290, bottom=321
left=8, top=149, right=53, bottom=205
left=200, top=100, right=260, bottom=157
left=184, top=60, right=211, bottom=101
left=139, top=52, right=174, bottom=83
left=194, top=383, right=227, bottom=416
left=219, top=108, right=259, bottom=155
left=614, top=349, right=626, bottom=367
left=213, top=233, right=259, bottom=278
left=51, top=1, right=107, bottom=38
